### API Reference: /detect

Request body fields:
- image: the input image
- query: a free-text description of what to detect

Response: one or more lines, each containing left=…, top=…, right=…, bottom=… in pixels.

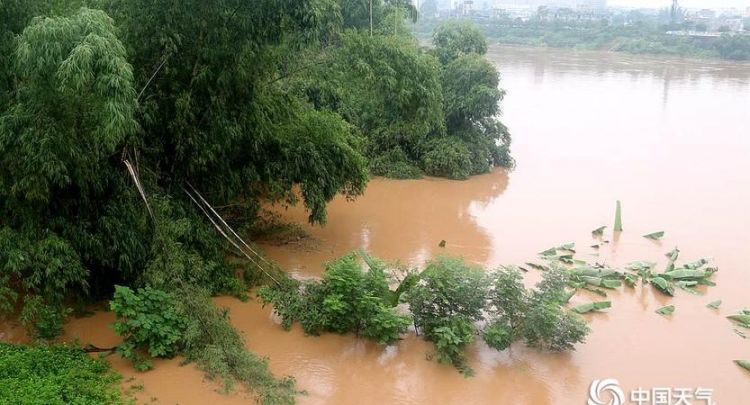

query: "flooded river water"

left=64, top=46, right=750, bottom=404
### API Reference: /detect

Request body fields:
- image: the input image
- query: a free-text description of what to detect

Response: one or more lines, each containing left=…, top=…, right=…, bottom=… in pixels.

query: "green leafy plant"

left=259, top=252, right=411, bottom=345
left=110, top=286, right=188, bottom=371
left=0, top=342, right=126, bottom=404
left=404, top=256, right=488, bottom=372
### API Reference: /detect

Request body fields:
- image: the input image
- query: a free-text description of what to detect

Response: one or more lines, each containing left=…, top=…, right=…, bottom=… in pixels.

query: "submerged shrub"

left=0, top=343, right=126, bottom=404
left=259, top=252, right=411, bottom=345
left=484, top=266, right=589, bottom=352
left=404, top=256, right=488, bottom=372
left=110, top=286, right=188, bottom=371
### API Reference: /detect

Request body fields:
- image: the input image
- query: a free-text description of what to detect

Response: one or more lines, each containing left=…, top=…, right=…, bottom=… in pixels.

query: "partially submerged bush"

left=259, top=253, right=411, bottom=345
left=404, top=256, right=488, bottom=371
left=484, top=266, right=589, bottom=353
left=0, top=343, right=126, bottom=404
left=110, top=286, right=188, bottom=371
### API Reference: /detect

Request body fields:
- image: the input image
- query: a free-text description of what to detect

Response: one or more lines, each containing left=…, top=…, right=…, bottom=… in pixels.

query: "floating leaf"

left=735, top=360, right=750, bottom=372
left=613, top=201, right=623, bottom=232
left=624, top=273, right=638, bottom=287
left=656, top=305, right=675, bottom=316
left=684, top=258, right=710, bottom=270
left=643, top=231, right=664, bottom=240
left=590, top=244, right=600, bottom=249
left=663, top=269, right=707, bottom=280
left=665, top=247, right=680, bottom=262
left=592, top=226, right=606, bottom=236
left=571, top=301, right=611, bottom=314
left=539, top=247, right=557, bottom=257
left=676, top=281, right=700, bottom=295
left=525, top=262, right=549, bottom=272
left=557, top=242, right=576, bottom=253
left=734, top=330, right=747, bottom=339
left=649, top=276, right=674, bottom=296
left=727, top=313, right=750, bottom=326
left=707, top=300, right=722, bottom=309
left=626, top=261, right=656, bottom=273
left=438, top=240, right=446, bottom=248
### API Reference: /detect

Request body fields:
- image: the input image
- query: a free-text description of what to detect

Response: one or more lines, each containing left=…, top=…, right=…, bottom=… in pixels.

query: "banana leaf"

left=624, top=273, right=638, bottom=287
left=707, top=300, right=722, bottom=309
left=545, top=254, right=574, bottom=264
left=592, top=226, right=606, bottom=236
left=735, top=330, right=747, bottom=339
left=578, top=284, right=609, bottom=297
left=539, top=247, right=557, bottom=257
left=663, top=269, right=707, bottom=280
left=569, top=266, right=601, bottom=277
left=727, top=313, right=750, bottom=326
left=665, top=246, right=680, bottom=262
left=643, top=231, right=665, bottom=240
left=684, top=258, right=710, bottom=270
left=650, top=276, right=674, bottom=296
left=525, top=262, right=549, bottom=271
left=676, top=281, right=700, bottom=295
left=626, top=261, right=656, bottom=272
left=590, top=244, right=600, bottom=249
left=735, top=360, right=750, bottom=372
left=571, top=301, right=612, bottom=314
left=614, top=201, right=623, bottom=232
left=656, top=305, right=675, bottom=316
left=581, top=276, right=621, bottom=289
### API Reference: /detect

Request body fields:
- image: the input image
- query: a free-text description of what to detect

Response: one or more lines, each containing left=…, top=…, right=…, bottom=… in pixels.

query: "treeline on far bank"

left=414, top=18, right=750, bottom=61
left=0, top=1, right=512, bottom=404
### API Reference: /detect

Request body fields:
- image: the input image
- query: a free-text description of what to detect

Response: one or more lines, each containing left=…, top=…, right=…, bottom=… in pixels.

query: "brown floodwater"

left=29, top=46, right=750, bottom=404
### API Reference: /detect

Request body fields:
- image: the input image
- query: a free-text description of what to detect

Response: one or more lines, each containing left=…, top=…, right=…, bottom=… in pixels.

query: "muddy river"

left=61, top=46, right=750, bottom=404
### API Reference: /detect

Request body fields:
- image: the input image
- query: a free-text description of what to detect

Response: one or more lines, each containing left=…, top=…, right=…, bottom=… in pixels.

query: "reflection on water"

left=58, top=45, right=750, bottom=404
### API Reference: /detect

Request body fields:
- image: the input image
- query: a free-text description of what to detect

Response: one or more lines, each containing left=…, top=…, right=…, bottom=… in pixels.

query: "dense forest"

left=0, top=1, right=515, bottom=403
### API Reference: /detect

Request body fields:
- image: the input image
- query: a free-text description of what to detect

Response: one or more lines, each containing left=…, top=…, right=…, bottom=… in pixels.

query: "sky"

left=608, top=0, right=750, bottom=9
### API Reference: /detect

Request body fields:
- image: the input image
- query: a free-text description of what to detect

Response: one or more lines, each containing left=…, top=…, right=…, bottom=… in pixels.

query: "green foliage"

left=432, top=317, right=475, bottom=373
left=368, top=146, right=423, bottom=179
left=0, top=342, right=126, bottom=404
left=511, top=267, right=589, bottom=352
left=259, top=253, right=411, bottom=345
left=483, top=267, right=590, bottom=353
left=441, top=54, right=501, bottom=130
left=101, top=0, right=368, bottom=225
left=421, top=137, right=473, bottom=179
left=419, top=17, right=750, bottom=61
left=19, top=296, right=72, bottom=340
left=110, top=286, right=187, bottom=371
left=433, top=20, right=488, bottom=64
left=482, top=321, right=514, bottom=351
left=0, top=228, right=87, bottom=338
left=406, top=256, right=488, bottom=332
left=176, top=285, right=297, bottom=405
left=404, top=256, right=487, bottom=371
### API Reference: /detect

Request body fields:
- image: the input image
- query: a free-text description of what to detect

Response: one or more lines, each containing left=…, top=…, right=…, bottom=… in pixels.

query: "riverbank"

left=413, top=20, right=750, bottom=61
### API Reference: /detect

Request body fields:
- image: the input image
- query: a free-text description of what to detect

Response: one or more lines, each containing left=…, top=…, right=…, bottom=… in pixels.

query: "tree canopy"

left=0, top=2, right=515, bottom=402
